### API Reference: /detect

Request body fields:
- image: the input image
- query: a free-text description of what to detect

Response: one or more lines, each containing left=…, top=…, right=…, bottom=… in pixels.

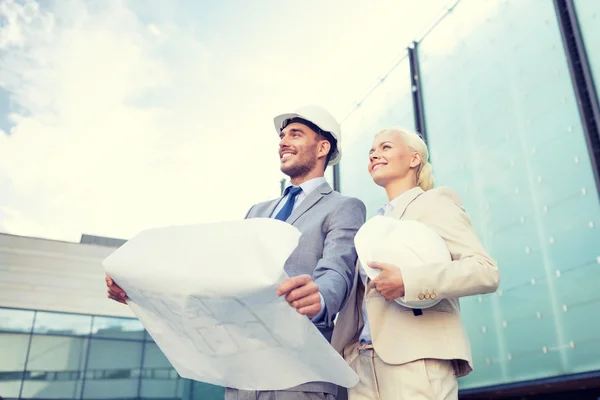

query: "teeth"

left=372, top=164, right=384, bottom=171
left=281, top=153, right=294, bottom=160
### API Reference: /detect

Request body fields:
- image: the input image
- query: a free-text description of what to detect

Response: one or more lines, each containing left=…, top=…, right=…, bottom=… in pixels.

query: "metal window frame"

left=554, top=0, right=600, bottom=194
left=408, top=42, right=428, bottom=142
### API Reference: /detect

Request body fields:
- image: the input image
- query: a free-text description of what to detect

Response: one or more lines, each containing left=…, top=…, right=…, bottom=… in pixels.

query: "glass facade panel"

left=417, top=0, right=600, bottom=389
left=574, top=0, right=600, bottom=95
left=340, top=55, right=415, bottom=215
left=34, top=311, right=92, bottom=336
left=0, top=307, right=225, bottom=399
left=83, top=339, right=143, bottom=399
left=0, top=308, right=35, bottom=333
left=140, top=342, right=178, bottom=398
left=21, top=335, right=88, bottom=399
left=0, top=332, right=30, bottom=398
left=91, top=315, right=145, bottom=340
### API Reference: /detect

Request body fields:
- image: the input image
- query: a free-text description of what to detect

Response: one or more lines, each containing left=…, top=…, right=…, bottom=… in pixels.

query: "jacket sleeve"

left=244, top=205, right=255, bottom=219
left=399, top=188, right=500, bottom=303
left=312, top=197, right=366, bottom=328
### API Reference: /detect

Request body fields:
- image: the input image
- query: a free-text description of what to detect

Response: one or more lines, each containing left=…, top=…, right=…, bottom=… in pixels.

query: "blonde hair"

left=378, top=126, right=435, bottom=191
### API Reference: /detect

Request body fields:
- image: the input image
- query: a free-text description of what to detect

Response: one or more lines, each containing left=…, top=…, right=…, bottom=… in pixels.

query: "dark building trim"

left=18, top=311, right=38, bottom=399
left=408, top=42, right=428, bottom=142
left=553, top=0, right=600, bottom=195
left=332, top=164, right=341, bottom=192
left=280, top=178, right=286, bottom=195
left=459, top=370, right=600, bottom=399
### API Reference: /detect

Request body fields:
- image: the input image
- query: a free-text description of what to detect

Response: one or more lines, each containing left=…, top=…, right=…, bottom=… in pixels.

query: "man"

left=106, top=105, right=366, bottom=400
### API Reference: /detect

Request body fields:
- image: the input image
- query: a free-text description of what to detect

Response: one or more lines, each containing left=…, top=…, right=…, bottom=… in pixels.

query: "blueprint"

left=102, top=218, right=358, bottom=390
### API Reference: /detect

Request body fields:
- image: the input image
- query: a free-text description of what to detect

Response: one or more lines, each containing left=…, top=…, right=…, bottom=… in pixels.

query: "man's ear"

left=410, top=152, right=422, bottom=168
left=318, top=139, right=331, bottom=158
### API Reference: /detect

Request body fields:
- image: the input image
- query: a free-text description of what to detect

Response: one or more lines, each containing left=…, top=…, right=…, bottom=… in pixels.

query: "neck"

left=384, top=178, right=418, bottom=201
left=290, top=170, right=324, bottom=186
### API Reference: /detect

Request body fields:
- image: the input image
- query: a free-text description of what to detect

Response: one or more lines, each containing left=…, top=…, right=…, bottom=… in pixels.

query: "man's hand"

left=277, top=274, right=322, bottom=318
left=106, top=274, right=128, bottom=304
left=368, top=261, right=405, bottom=301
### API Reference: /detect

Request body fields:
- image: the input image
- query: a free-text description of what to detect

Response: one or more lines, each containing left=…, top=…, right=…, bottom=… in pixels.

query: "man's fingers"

left=107, top=293, right=127, bottom=304
left=277, top=275, right=312, bottom=296
left=290, top=291, right=320, bottom=309
left=106, top=276, right=125, bottom=294
left=107, top=288, right=128, bottom=299
left=285, top=282, right=318, bottom=303
left=297, top=304, right=321, bottom=318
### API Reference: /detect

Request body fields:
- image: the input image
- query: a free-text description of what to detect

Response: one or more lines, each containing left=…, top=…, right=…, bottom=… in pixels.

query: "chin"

left=370, top=173, right=388, bottom=188
left=280, top=162, right=292, bottom=174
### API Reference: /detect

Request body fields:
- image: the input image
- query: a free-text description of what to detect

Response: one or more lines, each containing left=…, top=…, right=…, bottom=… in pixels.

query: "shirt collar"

left=378, top=190, right=409, bottom=215
left=285, top=177, right=327, bottom=197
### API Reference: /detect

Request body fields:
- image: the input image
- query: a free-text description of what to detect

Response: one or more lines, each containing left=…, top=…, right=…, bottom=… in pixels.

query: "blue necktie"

left=274, top=186, right=303, bottom=221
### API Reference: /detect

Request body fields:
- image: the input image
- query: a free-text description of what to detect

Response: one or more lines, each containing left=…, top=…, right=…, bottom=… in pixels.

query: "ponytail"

left=417, top=161, right=435, bottom=191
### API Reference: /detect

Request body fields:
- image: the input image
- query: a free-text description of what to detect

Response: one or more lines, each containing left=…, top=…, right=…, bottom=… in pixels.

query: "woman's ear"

left=410, top=152, right=422, bottom=168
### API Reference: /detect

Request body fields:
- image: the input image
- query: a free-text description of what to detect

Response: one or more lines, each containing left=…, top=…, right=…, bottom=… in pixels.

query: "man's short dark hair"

left=282, top=117, right=337, bottom=165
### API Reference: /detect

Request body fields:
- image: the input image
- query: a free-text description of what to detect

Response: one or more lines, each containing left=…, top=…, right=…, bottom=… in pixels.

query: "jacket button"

left=418, top=294, right=425, bottom=300
left=424, top=293, right=431, bottom=299
left=430, top=293, right=437, bottom=299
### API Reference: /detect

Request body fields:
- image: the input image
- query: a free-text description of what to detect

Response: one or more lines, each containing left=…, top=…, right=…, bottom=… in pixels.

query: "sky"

left=0, top=0, right=452, bottom=242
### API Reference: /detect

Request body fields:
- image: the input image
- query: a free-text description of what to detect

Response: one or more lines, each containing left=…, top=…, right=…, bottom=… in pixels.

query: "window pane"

left=340, top=54, right=415, bottom=216
left=91, top=316, right=144, bottom=340
left=574, top=0, right=600, bottom=93
left=34, top=311, right=91, bottom=336
left=139, top=342, right=177, bottom=398
left=191, top=381, right=225, bottom=400
left=418, top=0, right=600, bottom=389
left=21, top=335, right=88, bottom=399
left=0, top=308, right=35, bottom=333
left=82, top=339, right=143, bottom=399
left=0, top=332, right=30, bottom=398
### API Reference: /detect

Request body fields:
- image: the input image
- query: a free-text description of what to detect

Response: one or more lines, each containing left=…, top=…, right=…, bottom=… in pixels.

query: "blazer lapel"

left=263, top=198, right=282, bottom=218
left=390, top=186, right=425, bottom=219
left=287, top=182, right=332, bottom=225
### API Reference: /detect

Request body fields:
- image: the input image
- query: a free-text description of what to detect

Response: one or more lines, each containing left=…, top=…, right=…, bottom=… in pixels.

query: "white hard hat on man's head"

left=274, top=105, right=342, bottom=166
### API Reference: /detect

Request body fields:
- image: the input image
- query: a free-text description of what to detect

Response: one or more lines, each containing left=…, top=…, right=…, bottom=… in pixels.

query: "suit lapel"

left=390, top=186, right=424, bottom=220
left=263, top=198, right=282, bottom=218
left=287, top=182, right=332, bottom=225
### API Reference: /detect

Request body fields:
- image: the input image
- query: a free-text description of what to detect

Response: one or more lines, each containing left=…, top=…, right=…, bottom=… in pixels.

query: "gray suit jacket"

left=245, top=181, right=366, bottom=394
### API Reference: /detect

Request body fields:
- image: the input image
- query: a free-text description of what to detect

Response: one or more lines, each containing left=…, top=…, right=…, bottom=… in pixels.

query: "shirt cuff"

left=310, top=293, right=326, bottom=322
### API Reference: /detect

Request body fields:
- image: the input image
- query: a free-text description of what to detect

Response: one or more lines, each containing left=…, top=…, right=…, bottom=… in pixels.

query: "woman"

left=332, top=127, right=500, bottom=400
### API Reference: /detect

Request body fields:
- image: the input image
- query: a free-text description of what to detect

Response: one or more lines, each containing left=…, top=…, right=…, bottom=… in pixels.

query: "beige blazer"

left=331, top=186, right=500, bottom=378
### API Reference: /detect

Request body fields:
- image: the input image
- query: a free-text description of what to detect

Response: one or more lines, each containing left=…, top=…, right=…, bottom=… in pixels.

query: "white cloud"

left=0, top=0, right=280, bottom=241
left=148, top=24, right=161, bottom=37
left=0, top=0, right=451, bottom=242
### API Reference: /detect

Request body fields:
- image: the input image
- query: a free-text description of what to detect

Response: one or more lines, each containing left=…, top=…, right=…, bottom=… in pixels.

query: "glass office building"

left=340, top=0, right=600, bottom=397
left=0, top=308, right=224, bottom=400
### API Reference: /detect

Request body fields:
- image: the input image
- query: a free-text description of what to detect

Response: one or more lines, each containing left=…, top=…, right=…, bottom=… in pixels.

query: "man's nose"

left=279, top=135, right=290, bottom=148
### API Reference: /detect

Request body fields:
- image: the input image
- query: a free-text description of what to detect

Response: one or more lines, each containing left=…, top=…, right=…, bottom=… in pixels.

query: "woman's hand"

left=368, top=261, right=405, bottom=301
